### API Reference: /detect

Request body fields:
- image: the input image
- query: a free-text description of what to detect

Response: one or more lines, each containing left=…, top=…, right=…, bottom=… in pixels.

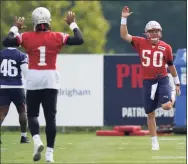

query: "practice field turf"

left=1, top=132, right=186, bottom=164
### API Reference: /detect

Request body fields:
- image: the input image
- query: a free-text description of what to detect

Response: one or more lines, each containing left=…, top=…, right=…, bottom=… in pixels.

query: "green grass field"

left=1, top=132, right=186, bottom=164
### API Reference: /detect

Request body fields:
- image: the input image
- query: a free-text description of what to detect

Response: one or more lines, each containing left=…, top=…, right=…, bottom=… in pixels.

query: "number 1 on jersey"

left=38, top=46, right=47, bottom=66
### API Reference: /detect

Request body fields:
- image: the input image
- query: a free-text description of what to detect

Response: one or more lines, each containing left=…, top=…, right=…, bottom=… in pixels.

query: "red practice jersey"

left=132, top=36, right=173, bottom=79
left=16, top=31, right=69, bottom=70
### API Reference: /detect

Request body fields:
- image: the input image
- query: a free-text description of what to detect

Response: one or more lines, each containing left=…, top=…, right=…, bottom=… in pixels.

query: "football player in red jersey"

left=3, top=7, right=84, bottom=162
left=120, top=6, right=180, bottom=151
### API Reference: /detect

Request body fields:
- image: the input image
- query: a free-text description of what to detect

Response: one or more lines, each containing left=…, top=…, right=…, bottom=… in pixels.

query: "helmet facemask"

left=145, top=29, right=162, bottom=44
left=144, top=21, right=162, bottom=44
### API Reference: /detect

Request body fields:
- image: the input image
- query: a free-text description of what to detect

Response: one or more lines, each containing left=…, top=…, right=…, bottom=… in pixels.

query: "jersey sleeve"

left=16, top=32, right=32, bottom=49
left=131, top=36, right=145, bottom=51
left=19, top=52, right=28, bottom=78
left=16, top=33, right=23, bottom=45
left=16, top=32, right=30, bottom=49
left=165, top=45, right=173, bottom=62
left=56, top=32, right=69, bottom=46
left=20, top=52, right=28, bottom=65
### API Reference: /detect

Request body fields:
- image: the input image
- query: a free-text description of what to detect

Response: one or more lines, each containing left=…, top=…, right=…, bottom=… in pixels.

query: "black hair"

left=35, top=23, right=50, bottom=32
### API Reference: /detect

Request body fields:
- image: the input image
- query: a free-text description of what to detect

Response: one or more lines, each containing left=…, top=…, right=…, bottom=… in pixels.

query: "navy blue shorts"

left=0, top=88, right=26, bottom=108
left=143, top=76, right=171, bottom=114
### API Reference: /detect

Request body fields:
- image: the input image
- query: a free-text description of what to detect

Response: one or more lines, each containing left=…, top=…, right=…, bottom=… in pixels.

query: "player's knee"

left=27, top=109, right=39, bottom=117
left=45, top=113, right=56, bottom=127
left=46, top=115, right=56, bottom=124
left=16, top=103, right=26, bottom=114
left=44, top=110, right=56, bottom=122
left=162, top=101, right=172, bottom=110
left=147, top=112, right=155, bottom=119
left=0, top=106, right=9, bottom=119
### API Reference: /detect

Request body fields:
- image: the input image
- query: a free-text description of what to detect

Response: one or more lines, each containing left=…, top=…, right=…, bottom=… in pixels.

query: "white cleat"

left=33, top=143, right=44, bottom=161
left=152, top=143, right=160, bottom=151
left=45, top=152, right=54, bottom=163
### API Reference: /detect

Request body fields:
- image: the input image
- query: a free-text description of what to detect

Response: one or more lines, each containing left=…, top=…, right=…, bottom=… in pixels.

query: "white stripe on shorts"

left=150, top=83, right=158, bottom=100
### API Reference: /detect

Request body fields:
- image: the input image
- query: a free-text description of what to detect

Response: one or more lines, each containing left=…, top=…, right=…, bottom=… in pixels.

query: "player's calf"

left=0, top=106, right=9, bottom=126
left=17, top=104, right=30, bottom=143
left=45, top=115, right=57, bottom=149
left=147, top=112, right=159, bottom=150
left=0, top=106, right=9, bottom=144
left=18, top=111, right=27, bottom=133
left=147, top=112, right=157, bottom=136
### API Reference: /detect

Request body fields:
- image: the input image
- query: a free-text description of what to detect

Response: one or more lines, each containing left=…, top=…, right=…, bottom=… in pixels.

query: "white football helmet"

left=145, top=21, right=162, bottom=42
left=32, top=7, right=51, bottom=29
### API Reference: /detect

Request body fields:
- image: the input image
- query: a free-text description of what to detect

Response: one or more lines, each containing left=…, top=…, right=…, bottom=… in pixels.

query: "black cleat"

left=0, top=140, right=2, bottom=144
left=20, top=136, right=30, bottom=144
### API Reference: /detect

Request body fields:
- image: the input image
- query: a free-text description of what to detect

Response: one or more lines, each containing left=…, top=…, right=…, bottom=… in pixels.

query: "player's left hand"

left=64, top=11, right=75, bottom=25
left=14, top=16, right=26, bottom=30
left=176, top=85, right=181, bottom=96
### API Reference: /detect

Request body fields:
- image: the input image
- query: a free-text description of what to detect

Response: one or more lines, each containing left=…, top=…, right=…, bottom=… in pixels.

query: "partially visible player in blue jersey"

left=0, top=47, right=29, bottom=144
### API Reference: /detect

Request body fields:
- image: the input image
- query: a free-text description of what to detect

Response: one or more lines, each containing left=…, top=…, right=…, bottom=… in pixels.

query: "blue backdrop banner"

left=174, top=49, right=187, bottom=128
left=104, top=56, right=174, bottom=126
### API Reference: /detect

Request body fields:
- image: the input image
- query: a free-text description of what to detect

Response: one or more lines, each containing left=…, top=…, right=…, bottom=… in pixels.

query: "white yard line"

left=159, top=137, right=185, bottom=141
left=2, top=162, right=185, bottom=164
left=152, top=156, right=186, bottom=159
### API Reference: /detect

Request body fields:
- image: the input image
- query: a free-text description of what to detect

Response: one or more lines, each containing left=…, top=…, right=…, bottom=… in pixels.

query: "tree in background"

left=63, top=1, right=109, bottom=54
left=101, top=1, right=186, bottom=53
left=1, top=1, right=109, bottom=54
left=3, top=1, right=185, bottom=54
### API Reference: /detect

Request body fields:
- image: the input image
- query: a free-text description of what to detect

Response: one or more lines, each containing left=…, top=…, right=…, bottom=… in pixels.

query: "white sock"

left=21, top=132, right=27, bottom=137
left=151, top=136, right=158, bottom=143
left=33, top=134, right=42, bottom=145
left=46, top=147, right=54, bottom=154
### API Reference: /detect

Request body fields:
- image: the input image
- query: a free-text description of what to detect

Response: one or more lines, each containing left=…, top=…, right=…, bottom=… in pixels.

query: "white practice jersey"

left=25, top=70, right=60, bottom=90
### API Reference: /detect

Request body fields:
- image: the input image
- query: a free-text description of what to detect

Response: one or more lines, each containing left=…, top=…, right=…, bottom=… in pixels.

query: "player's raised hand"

left=64, top=11, right=75, bottom=25
left=176, top=85, right=181, bottom=96
left=14, top=16, right=26, bottom=30
left=122, top=6, right=133, bottom=18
